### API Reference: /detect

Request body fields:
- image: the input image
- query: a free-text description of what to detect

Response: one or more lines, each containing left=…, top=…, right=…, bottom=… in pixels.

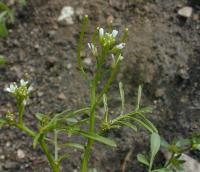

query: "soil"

left=0, top=0, right=200, bottom=171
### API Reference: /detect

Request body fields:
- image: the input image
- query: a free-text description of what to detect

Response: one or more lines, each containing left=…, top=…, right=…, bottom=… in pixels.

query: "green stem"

left=81, top=79, right=97, bottom=172
left=18, top=101, right=25, bottom=125
left=40, top=138, right=60, bottom=172
left=15, top=123, right=59, bottom=172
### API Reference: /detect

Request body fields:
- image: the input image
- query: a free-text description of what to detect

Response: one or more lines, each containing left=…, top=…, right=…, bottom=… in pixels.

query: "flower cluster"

left=5, top=79, right=32, bottom=105
left=87, top=27, right=126, bottom=67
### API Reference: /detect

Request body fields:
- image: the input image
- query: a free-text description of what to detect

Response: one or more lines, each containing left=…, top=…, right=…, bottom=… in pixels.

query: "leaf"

left=33, top=133, right=41, bottom=148
left=176, top=138, right=190, bottom=147
left=127, top=116, right=155, bottom=133
left=150, top=133, right=160, bottom=162
left=137, top=113, right=158, bottom=133
left=0, top=2, right=10, bottom=11
left=0, top=13, right=8, bottom=37
left=117, top=121, right=137, bottom=132
left=160, top=137, right=170, bottom=149
left=58, top=153, right=69, bottom=164
left=103, top=94, right=108, bottom=120
left=137, top=107, right=153, bottom=113
left=35, top=113, right=46, bottom=121
left=0, top=55, right=6, bottom=65
left=78, top=131, right=117, bottom=147
left=137, top=153, right=149, bottom=166
left=151, top=168, right=173, bottom=172
left=60, top=143, right=84, bottom=150
left=136, top=85, right=142, bottom=110
left=0, top=119, right=6, bottom=128
left=88, top=168, right=97, bottom=172
left=119, top=82, right=125, bottom=114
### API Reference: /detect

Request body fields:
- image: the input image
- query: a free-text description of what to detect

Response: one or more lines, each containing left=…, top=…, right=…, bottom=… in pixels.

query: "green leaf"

left=78, top=131, right=117, bottom=147
left=0, top=119, right=6, bottom=128
left=151, top=168, right=173, bottom=172
left=58, top=153, right=69, bottom=164
left=119, top=82, right=125, bottom=114
left=176, top=138, right=191, bottom=147
left=150, top=133, right=160, bottom=162
left=35, top=113, right=46, bottom=121
left=137, top=113, right=158, bottom=133
left=88, top=168, right=97, bottom=172
left=0, top=55, right=6, bottom=65
left=103, top=94, right=108, bottom=121
left=117, top=121, right=137, bottom=132
left=60, top=143, right=84, bottom=150
left=138, top=107, right=153, bottom=113
left=0, top=13, right=8, bottom=37
left=137, top=153, right=149, bottom=166
left=127, top=116, right=155, bottom=133
left=19, top=0, right=27, bottom=6
left=33, top=133, right=42, bottom=148
left=0, top=2, right=10, bottom=11
left=136, top=85, right=142, bottom=110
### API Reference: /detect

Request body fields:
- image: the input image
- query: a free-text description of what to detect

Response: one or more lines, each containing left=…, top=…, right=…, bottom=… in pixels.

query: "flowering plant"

left=1, top=16, right=157, bottom=172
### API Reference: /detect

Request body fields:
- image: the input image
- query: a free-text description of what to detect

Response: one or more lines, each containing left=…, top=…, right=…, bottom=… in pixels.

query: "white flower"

left=88, top=43, right=98, bottom=56
left=20, top=79, right=28, bottom=86
left=115, top=43, right=126, bottom=50
left=111, top=30, right=118, bottom=38
left=5, top=83, right=18, bottom=93
left=28, top=85, right=33, bottom=93
left=99, top=28, right=104, bottom=37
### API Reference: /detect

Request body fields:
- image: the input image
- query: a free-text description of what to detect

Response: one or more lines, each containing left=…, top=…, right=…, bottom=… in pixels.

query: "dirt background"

left=0, top=0, right=200, bottom=171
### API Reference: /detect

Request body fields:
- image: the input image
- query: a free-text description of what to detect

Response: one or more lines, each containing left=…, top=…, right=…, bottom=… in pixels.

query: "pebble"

left=83, top=58, right=92, bottom=65
left=6, top=142, right=11, bottom=147
left=67, top=63, right=72, bottom=69
left=0, top=155, right=5, bottom=160
left=178, top=6, right=193, bottom=18
left=58, top=6, right=75, bottom=25
left=155, top=88, right=165, bottom=98
left=17, top=149, right=25, bottom=159
left=58, top=93, right=66, bottom=100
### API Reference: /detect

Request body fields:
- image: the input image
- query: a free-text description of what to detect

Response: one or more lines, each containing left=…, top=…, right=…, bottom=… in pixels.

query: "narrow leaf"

left=151, top=168, right=173, bottom=172
left=117, top=121, right=137, bottom=132
left=136, top=85, right=142, bottom=110
left=0, top=16, right=8, bottom=37
left=33, top=133, right=41, bottom=148
left=119, top=82, right=125, bottom=114
left=137, top=113, right=158, bottom=133
left=0, top=55, right=6, bottom=65
left=60, top=143, right=84, bottom=150
left=150, top=133, right=160, bottom=161
left=137, top=153, right=149, bottom=166
left=78, top=131, right=117, bottom=147
left=0, top=119, right=6, bottom=128
left=127, top=116, right=154, bottom=133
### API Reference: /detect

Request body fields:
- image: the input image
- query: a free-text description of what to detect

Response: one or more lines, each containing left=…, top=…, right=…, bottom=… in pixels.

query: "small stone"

left=34, top=44, right=40, bottom=49
left=58, top=6, right=74, bottom=25
left=67, top=63, right=72, bottom=69
left=155, top=88, right=165, bottom=98
left=83, top=58, right=92, bottom=65
left=6, top=142, right=11, bottom=147
left=58, top=93, right=66, bottom=100
left=48, top=30, right=57, bottom=38
left=178, top=6, right=193, bottom=18
left=17, top=149, right=25, bottom=159
left=0, top=155, right=5, bottom=160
